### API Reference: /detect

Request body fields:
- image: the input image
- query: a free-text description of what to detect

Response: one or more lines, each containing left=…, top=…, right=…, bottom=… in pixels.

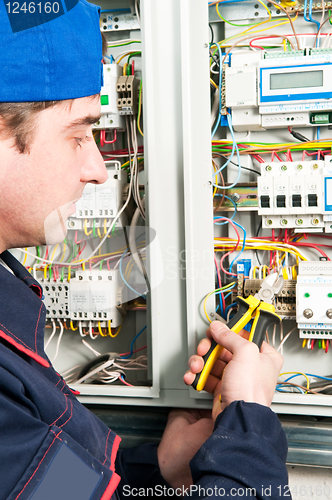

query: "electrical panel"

left=10, top=0, right=332, bottom=418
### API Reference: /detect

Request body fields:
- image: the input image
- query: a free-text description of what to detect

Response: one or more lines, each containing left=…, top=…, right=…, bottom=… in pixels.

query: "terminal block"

left=116, top=75, right=139, bottom=115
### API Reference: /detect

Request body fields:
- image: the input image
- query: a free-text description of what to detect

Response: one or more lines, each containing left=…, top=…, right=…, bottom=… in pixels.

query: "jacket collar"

left=0, top=251, right=50, bottom=367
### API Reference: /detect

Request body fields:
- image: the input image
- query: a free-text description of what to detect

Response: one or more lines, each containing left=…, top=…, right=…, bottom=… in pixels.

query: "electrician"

left=0, top=2, right=289, bottom=499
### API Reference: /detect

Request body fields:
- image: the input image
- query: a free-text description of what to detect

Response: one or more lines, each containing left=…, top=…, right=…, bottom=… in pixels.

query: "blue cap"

left=0, top=0, right=103, bottom=101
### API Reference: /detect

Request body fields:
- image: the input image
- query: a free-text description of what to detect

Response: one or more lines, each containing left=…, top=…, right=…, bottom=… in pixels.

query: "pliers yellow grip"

left=192, top=273, right=283, bottom=392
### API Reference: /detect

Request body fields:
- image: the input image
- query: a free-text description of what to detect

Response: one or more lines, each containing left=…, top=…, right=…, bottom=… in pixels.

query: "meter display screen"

left=270, top=70, right=323, bottom=90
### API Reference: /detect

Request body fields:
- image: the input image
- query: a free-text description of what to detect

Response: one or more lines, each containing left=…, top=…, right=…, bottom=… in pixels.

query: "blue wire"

left=317, top=126, right=320, bottom=141
left=213, top=195, right=237, bottom=222
left=120, top=326, right=147, bottom=359
left=215, top=260, right=224, bottom=317
left=213, top=114, right=241, bottom=189
left=276, top=384, right=305, bottom=394
left=225, top=302, right=237, bottom=318
left=309, top=0, right=321, bottom=36
left=119, top=248, right=146, bottom=298
left=229, top=221, right=247, bottom=272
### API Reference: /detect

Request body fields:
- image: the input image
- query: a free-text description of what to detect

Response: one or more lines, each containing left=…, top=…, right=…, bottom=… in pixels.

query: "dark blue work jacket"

left=0, top=251, right=290, bottom=500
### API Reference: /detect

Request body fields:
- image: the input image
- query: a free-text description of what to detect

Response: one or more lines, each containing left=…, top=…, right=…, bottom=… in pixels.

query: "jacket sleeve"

left=115, top=443, right=171, bottom=499
left=190, top=400, right=290, bottom=500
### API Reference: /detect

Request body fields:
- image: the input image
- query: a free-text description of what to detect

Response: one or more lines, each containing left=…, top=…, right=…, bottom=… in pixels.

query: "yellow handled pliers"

left=192, top=272, right=284, bottom=392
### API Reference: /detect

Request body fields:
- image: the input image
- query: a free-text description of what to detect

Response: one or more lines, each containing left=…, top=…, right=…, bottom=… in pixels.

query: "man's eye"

left=75, top=138, right=84, bottom=147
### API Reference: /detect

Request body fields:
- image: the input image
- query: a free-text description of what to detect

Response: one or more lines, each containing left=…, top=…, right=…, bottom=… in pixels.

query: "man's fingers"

left=209, top=321, right=254, bottom=356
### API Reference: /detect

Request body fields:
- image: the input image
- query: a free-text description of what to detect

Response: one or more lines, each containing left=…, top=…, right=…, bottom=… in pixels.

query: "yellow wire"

left=279, top=371, right=310, bottom=393
left=70, top=320, right=77, bottom=331
left=108, top=321, right=122, bottom=338
left=82, top=262, right=85, bottom=271
left=302, top=339, right=307, bottom=348
left=203, top=283, right=236, bottom=323
left=262, top=265, right=269, bottom=278
left=22, top=248, right=28, bottom=267
left=322, top=339, right=326, bottom=349
left=97, top=226, right=103, bottom=239
left=123, top=63, right=128, bottom=76
left=50, top=244, right=59, bottom=263
left=252, top=266, right=258, bottom=278
left=60, top=242, right=66, bottom=263
left=84, top=219, right=93, bottom=236
left=67, top=266, right=71, bottom=282
left=98, top=321, right=107, bottom=337
left=117, top=52, right=136, bottom=65
left=210, top=78, right=218, bottom=89
left=292, top=265, right=298, bottom=279
left=44, top=265, right=48, bottom=280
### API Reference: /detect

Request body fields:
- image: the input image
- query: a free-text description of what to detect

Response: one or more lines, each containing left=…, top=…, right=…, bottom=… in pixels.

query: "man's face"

left=0, top=96, right=108, bottom=251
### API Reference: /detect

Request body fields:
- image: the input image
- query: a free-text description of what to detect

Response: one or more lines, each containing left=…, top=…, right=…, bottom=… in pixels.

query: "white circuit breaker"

left=94, top=63, right=125, bottom=130
left=69, top=270, right=122, bottom=327
left=67, top=161, right=127, bottom=230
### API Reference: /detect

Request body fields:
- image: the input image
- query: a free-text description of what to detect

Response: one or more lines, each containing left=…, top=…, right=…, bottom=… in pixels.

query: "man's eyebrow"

left=62, top=115, right=101, bottom=131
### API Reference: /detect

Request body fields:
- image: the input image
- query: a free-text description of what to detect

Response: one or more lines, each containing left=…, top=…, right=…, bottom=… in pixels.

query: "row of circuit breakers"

left=257, top=156, right=332, bottom=231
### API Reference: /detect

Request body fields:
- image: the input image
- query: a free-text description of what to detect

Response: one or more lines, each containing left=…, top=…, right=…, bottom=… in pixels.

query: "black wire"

left=209, top=23, right=214, bottom=45
left=216, top=154, right=261, bottom=176
left=288, top=128, right=310, bottom=142
left=255, top=220, right=262, bottom=266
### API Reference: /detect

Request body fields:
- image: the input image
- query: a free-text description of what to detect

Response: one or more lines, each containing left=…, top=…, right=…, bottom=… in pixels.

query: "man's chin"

left=44, top=208, right=68, bottom=245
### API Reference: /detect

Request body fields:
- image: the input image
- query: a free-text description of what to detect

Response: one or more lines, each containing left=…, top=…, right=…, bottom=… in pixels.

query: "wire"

left=121, top=326, right=147, bottom=359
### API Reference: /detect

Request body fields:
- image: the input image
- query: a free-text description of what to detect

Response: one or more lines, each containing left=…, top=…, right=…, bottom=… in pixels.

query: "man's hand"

left=157, top=409, right=214, bottom=490
left=184, top=321, right=283, bottom=420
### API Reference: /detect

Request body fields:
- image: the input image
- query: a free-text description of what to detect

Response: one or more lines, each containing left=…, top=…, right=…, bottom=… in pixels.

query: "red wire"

left=119, top=345, right=147, bottom=357
left=131, top=60, right=134, bottom=75
left=215, top=217, right=241, bottom=277
left=100, top=129, right=117, bottom=148
left=326, top=341, right=329, bottom=354
left=120, top=377, right=134, bottom=387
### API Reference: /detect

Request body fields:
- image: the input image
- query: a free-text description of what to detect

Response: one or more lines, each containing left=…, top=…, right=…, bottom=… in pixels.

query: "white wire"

left=45, top=319, right=57, bottom=351
left=52, top=319, right=64, bottom=363
left=79, top=321, right=85, bottom=338
left=89, top=321, right=98, bottom=340
left=277, top=326, right=296, bottom=352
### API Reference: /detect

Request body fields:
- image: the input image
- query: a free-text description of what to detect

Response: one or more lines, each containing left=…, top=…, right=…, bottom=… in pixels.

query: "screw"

left=281, top=219, right=288, bottom=226
left=69, top=221, right=75, bottom=227
left=109, top=120, right=113, bottom=124
left=266, top=219, right=273, bottom=226
left=311, top=218, right=319, bottom=225
left=327, top=309, right=332, bottom=319
left=107, top=67, right=111, bottom=72
left=297, top=164, right=303, bottom=171
left=303, top=308, right=313, bottom=319
left=208, top=181, right=212, bottom=186
left=281, top=164, right=287, bottom=171
left=295, top=218, right=303, bottom=225
left=312, top=163, right=319, bottom=170
left=265, top=165, right=272, bottom=172
left=231, top=193, right=241, bottom=203
left=204, top=43, right=208, bottom=48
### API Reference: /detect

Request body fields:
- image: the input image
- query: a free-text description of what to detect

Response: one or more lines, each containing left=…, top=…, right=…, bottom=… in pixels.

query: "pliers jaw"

left=255, top=272, right=284, bottom=304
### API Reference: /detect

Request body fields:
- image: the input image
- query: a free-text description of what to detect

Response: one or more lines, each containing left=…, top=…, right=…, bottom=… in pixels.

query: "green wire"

left=216, top=3, right=261, bottom=27
left=107, top=41, right=141, bottom=48
left=127, top=51, right=141, bottom=64
left=49, top=265, right=53, bottom=280
left=99, top=260, right=104, bottom=270
left=93, top=219, right=96, bottom=238
left=36, top=246, right=40, bottom=264
left=61, top=267, right=65, bottom=282
left=329, top=9, right=332, bottom=24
